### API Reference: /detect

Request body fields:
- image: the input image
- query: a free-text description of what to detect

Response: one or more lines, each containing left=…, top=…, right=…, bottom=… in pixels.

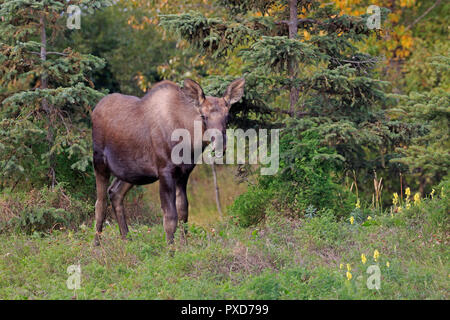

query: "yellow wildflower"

left=355, top=198, right=360, bottom=209
left=398, top=207, right=402, bottom=212
left=431, top=189, right=435, bottom=199
left=367, top=216, right=372, bottom=220
left=346, top=271, right=352, bottom=280
left=392, top=192, right=399, bottom=206
left=346, top=263, right=351, bottom=271
left=350, top=216, right=355, bottom=225
left=339, top=263, right=343, bottom=270
left=386, top=261, right=390, bottom=268
left=414, top=192, right=421, bottom=205
left=361, top=254, right=367, bottom=264
left=373, top=249, right=380, bottom=261
left=405, top=187, right=411, bottom=197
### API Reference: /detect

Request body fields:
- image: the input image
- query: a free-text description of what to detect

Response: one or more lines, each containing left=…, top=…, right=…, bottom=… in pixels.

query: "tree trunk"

left=419, top=176, right=426, bottom=195
left=211, top=163, right=223, bottom=218
left=288, top=0, right=299, bottom=114
left=40, top=14, right=56, bottom=188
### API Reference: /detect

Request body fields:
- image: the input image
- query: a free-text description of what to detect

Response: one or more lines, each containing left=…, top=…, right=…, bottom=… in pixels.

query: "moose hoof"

left=122, top=234, right=132, bottom=242
left=93, top=232, right=102, bottom=246
left=180, top=233, right=188, bottom=246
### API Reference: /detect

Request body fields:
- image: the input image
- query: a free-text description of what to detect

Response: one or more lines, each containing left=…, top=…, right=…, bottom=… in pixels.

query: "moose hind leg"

left=108, top=179, right=133, bottom=240
left=94, top=169, right=110, bottom=246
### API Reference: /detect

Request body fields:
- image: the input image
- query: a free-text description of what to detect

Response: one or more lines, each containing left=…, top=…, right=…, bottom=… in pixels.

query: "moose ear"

left=182, top=79, right=205, bottom=106
left=223, top=78, right=245, bottom=106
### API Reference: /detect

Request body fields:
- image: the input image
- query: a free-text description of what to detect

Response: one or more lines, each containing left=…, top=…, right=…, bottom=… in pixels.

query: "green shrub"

left=302, top=209, right=344, bottom=248
left=0, top=184, right=93, bottom=234
left=230, top=129, right=355, bottom=227
left=403, top=178, right=449, bottom=235
left=229, top=185, right=273, bottom=227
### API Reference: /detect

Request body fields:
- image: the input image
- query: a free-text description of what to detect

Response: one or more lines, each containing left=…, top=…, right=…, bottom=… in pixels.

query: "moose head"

left=182, top=78, right=245, bottom=156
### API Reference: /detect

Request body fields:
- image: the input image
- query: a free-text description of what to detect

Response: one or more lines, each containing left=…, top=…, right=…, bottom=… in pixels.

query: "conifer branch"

left=30, top=51, right=68, bottom=56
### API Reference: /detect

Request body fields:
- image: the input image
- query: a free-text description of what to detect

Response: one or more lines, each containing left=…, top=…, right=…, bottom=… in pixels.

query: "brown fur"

left=92, top=78, right=245, bottom=245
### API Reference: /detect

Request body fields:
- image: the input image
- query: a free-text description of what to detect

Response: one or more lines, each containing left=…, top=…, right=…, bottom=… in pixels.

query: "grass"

left=0, top=192, right=448, bottom=300
left=144, top=164, right=248, bottom=227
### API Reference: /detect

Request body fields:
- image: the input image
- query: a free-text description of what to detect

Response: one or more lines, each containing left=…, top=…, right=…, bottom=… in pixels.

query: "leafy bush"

left=402, top=177, right=449, bottom=235
left=230, top=128, right=355, bottom=227
left=0, top=184, right=93, bottom=234
left=0, top=183, right=163, bottom=235
left=229, top=185, right=273, bottom=227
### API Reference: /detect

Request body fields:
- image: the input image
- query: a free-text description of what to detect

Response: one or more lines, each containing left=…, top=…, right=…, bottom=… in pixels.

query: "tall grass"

left=144, top=165, right=247, bottom=227
left=0, top=184, right=448, bottom=299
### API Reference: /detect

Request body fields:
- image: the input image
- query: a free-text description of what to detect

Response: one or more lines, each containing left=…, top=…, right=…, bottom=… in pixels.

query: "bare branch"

left=210, top=162, right=223, bottom=218
left=404, top=0, right=442, bottom=32
left=332, top=57, right=380, bottom=64
left=275, top=18, right=323, bottom=26
left=275, top=20, right=289, bottom=25
left=30, top=51, right=68, bottom=56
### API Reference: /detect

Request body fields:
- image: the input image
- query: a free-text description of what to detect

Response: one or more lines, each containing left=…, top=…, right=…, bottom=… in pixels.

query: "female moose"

left=91, top=78, right=245, bottom=245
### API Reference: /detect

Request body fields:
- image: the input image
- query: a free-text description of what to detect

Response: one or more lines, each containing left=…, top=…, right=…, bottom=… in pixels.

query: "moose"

left=91, top=78, right=245, bottom=245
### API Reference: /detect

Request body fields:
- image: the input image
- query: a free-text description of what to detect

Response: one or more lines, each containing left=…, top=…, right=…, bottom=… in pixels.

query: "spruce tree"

left=160, top=0, right=417, bottom=198
left=392, top=55, right=449, bottom=193
left=0, top=0, right=110, bottom=189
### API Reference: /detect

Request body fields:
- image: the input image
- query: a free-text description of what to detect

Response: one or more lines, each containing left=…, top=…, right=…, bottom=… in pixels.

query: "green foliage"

left=272, top=126, right=354, bottom=216
left=403, top=41, right=449, bottom=93
left=0, top=190, right=448, bottom=299
left=302, top=209, right=344, bottom=248
left=0, top=184, right=93, bottom=234
left=160, top=0, right=423, bottom=203
left=230, top=130, right=355, bottom=226
left=240, top=35, right=319, bottom=73
left=229, top=185, right=273, bottom=227
left=391, top=55, right=450, bottom=190
left=160, top=11, right=272, bottom=59
left=402, top=178, right=449, bottom=235
left=67, top=3, right=177, bottom=96
left=216, top=0, right=278, bottom=16
left=0, top=0, right=109, bottom=190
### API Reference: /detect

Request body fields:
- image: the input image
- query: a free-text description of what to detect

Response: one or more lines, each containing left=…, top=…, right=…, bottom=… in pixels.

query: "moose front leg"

left=159, top=171, right=178, bottom=245
left=176, top=175, right=189, bottom=245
